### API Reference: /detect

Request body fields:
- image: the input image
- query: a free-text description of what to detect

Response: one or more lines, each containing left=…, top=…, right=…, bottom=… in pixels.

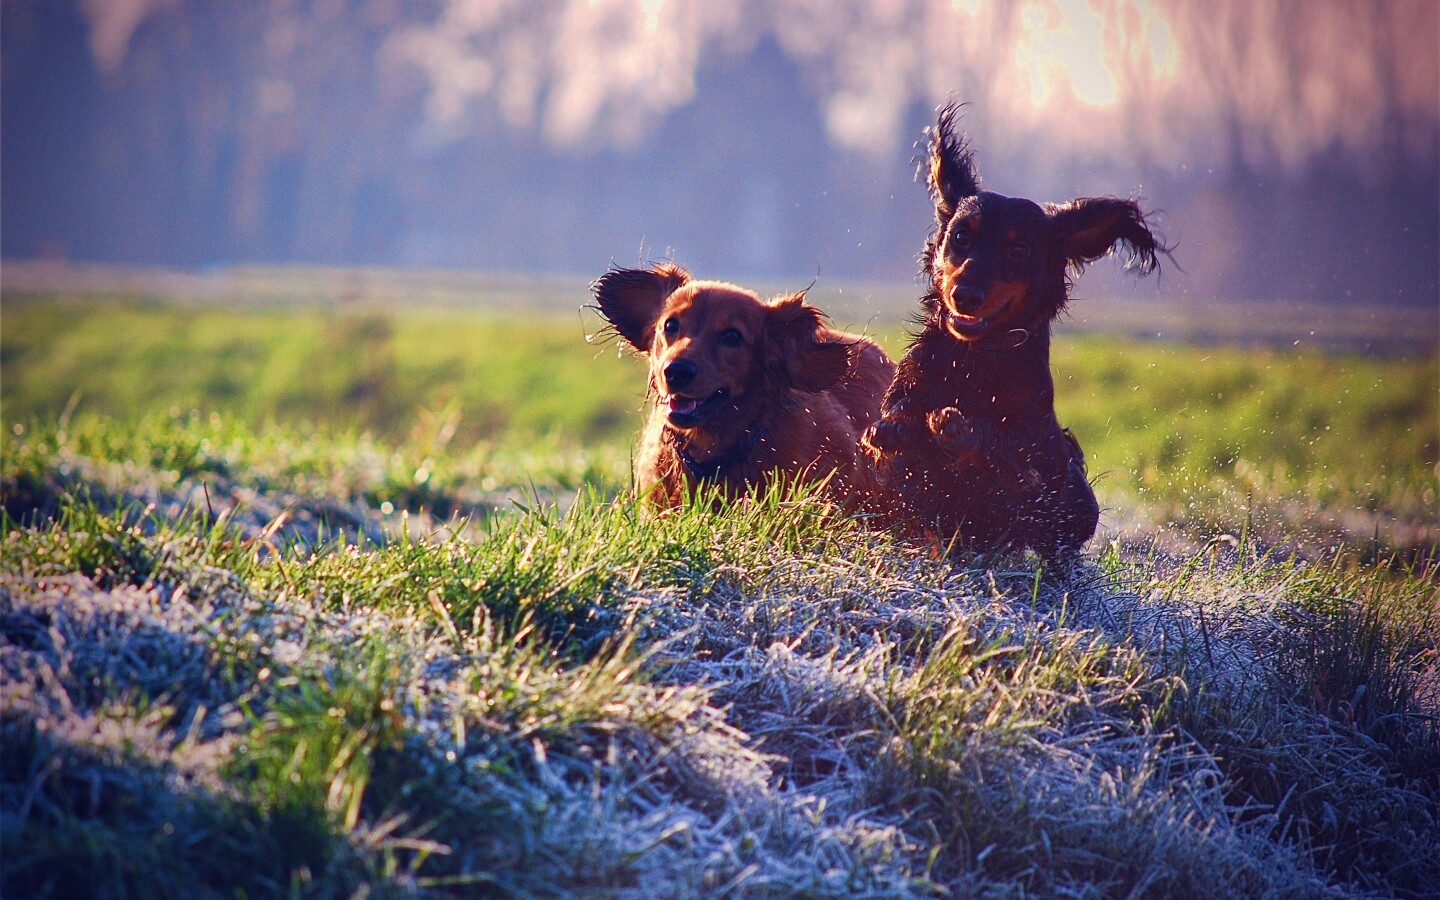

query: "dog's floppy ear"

left=766, top=292, right=850, bottom=393
left=591, top=263, right=691, bottom=351
left=1047, top=198, right=1164, bottom=276
left=928, top=102, right=981, bottom=226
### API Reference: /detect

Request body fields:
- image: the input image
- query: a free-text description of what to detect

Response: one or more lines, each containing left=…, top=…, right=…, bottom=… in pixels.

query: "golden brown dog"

left=592, top=263, right=895, bottom=507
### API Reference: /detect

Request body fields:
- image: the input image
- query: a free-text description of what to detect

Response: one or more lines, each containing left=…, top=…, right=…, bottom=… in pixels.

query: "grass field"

left=6, top=294, right=1435, bottom=556
left=3, top=282, right=1439, bottom=897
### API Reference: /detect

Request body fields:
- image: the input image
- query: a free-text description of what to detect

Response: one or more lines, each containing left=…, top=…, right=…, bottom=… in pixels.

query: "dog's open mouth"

left=944, top=301, right=1010, bottom=340
left=664, top=388, right=729, bottom=426
left=946, top=312, right=993, bottom=338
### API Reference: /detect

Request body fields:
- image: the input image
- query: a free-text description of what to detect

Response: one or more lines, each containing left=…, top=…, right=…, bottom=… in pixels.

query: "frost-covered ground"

left=3, top=420, right=1437, bottom=897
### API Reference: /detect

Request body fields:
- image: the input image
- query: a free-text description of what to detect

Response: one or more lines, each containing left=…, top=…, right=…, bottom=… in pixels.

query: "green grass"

left=1051, top=339, right=1437, bottom=555
left=3, top=292, right=1439, bottom=896
left=4, top=475, right=1437, bottom=896
left=4, top=295, right=1436, bottom=554
left=3, top=296, right=644, bottom=443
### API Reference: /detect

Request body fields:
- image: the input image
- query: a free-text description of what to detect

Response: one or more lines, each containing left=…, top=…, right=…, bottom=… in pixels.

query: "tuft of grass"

left=1089, top=540, right=1440, bottom=895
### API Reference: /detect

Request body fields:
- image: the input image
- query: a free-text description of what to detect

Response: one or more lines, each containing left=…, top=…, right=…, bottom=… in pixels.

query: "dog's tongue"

left=667, top=395, right=698, bottom=415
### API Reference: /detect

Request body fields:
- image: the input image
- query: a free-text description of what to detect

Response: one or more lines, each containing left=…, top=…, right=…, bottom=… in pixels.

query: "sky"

left=3, top=0, right=1437, bottom=306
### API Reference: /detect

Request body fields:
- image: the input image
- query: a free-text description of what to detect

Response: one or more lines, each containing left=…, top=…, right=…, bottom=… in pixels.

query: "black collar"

left=675, top=426, right=765, bottom=481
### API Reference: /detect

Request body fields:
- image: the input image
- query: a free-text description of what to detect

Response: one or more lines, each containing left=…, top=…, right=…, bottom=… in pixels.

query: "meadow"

left=6, top=293, right=1435, bottom=556
left=2, top=281, right=1438, bottom=897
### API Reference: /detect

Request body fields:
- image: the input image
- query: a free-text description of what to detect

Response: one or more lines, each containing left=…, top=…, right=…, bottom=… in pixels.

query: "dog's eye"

left=663, top=316, right=679, bottom=338
left=950, top=232, right=972, bottom=253
left=717, top=328, right=744, bottom=347
left=1009, top=242, right=1029, bottom=260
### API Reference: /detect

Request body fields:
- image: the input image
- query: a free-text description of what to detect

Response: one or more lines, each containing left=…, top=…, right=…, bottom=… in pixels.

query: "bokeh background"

left=4, top=0, right=1438, bottom=310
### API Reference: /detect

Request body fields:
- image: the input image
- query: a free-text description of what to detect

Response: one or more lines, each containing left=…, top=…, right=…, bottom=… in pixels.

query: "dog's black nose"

left=663, top=359, right=697, bottom=391
left=952, top=286, right=985, bottom=314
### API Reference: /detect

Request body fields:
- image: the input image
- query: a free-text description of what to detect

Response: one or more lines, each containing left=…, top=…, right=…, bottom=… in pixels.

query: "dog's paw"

left=861, top=417, right=912, bottom=455
left=927, top=407, right=981, bottom=457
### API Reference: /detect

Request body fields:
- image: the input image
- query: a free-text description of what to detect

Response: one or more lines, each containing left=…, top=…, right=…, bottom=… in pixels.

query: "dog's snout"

left=952, top=286, right=985, bottom=314
left=663, top=359, right=698, bottom=392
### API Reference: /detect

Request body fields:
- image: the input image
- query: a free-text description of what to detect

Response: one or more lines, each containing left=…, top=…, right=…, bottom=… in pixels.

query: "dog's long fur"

left=594, top=263, right=895, bottom=507
left=863, top=103, right=1167, bottom=558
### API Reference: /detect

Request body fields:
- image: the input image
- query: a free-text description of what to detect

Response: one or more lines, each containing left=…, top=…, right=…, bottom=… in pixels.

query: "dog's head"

left=592, top=264, right=850, bottom=432
left=924, top=103, right=1165, bottom=342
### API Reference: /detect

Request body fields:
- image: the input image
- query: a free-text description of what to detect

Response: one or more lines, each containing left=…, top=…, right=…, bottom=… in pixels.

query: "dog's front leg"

left=860, top=407, right=929, bottom=491
left=926, top=406, right=992, bottom=462
left=860, top=406, right=928, bottom=456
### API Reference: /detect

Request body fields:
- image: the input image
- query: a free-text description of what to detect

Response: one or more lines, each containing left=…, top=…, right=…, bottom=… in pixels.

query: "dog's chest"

left=909, top=350, right=1035, bottom=419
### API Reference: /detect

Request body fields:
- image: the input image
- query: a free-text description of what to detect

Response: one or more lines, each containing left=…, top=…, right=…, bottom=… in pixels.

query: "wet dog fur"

left=863, top=103, right=1166, bottom=559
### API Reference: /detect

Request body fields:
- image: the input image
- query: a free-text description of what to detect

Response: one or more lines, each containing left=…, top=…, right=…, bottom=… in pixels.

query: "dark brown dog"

left=863, top=104, right=1166, bottom=559
left=594, top=263, right=895, bottom=507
